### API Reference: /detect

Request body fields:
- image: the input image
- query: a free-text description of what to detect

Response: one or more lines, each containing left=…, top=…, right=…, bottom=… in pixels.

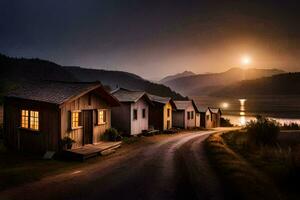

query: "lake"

left=192, top=95, right=300, bottom=126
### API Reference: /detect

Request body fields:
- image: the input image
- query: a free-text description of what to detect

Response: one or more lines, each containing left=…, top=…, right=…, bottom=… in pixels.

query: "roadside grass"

left=205, top=132, right=283, bottom=200
left=222, top=131, right=300, bottom=200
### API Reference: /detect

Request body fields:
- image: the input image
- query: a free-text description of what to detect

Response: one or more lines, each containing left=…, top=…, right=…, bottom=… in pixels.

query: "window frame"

left=21, top=109, right=29, bottom=129
left=71, top=110, right=82, bottom=130
left=97, top=109, right=107, bottom=125
left=20, top=109, right=40, bottom=131
left=30, top=111, right=39, bottom=130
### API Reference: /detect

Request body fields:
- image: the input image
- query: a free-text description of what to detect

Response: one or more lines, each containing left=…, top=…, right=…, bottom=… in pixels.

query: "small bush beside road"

left=101, top=128, right=122, bottom=141
left=246, top=116, right=280, bottom=146
left=220, top=117, right=234, bottom=127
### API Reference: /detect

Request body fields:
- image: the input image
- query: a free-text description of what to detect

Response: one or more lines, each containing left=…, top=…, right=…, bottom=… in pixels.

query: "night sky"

left=1, top=0, right=300, bottom=79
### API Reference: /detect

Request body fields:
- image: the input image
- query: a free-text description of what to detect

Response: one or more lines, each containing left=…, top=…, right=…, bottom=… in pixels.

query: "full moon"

left=241, top=55, right=251, bottom=65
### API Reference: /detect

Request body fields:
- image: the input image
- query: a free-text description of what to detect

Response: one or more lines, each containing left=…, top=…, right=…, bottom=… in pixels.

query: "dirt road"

left=0, top=130, right=226, bottom=200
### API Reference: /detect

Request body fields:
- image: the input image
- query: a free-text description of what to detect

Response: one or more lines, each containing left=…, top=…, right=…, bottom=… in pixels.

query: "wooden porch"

left=63, top=141, right=122, bottom=161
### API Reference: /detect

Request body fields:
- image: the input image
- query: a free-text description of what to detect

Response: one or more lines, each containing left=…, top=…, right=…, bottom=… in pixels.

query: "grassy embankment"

left=205, top=130, right=300, bottom=200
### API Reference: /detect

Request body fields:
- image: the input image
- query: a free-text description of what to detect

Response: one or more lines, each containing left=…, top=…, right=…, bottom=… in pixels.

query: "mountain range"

left=161, top=68, right=285, bottom=96
left=210, top=73, right=300, bottom=97
left=0, top=54, right=185, bottom=102
left=1, top=53, right=298, bottom=101
left=159, top=70, right=196, bottom=83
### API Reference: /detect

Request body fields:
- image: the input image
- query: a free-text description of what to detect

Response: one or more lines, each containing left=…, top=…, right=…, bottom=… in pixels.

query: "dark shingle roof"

left=148, top=94, right=171, bottom=104
left=111, top=88, right=145, bottom=102
left=174, top=100, right=199, bottom=112
left=194, top=102, right=208, bottom=113
left=174, top=100, right=193, bottom=110
left=6, top=81, right=102, bottom=105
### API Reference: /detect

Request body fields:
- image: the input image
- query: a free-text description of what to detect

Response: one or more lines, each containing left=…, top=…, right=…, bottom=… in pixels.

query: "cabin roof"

left=209, top=107, right=221, bottom=114
left=148, top=94, right=177, bottom=109
left=173, top=100, right=199, bottom=112
left=111, top=88, right=153, bottom=105
left=148, top=94, right=170, bottom=104
left=6, top=81, right=120, bottom=106
left=193, top=102, right=208, bottom=113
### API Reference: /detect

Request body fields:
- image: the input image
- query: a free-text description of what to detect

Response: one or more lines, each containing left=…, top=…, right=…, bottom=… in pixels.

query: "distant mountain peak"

left=159, top=70, right=196, bottom=83
left=162, top=67, right=286, bottom=96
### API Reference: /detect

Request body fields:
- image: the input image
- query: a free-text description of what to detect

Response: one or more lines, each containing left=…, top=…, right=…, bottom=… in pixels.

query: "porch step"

left=63, top=141, right=122, bottom=161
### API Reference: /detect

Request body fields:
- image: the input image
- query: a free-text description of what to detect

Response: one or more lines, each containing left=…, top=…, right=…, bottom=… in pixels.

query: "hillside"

left=210, top=73, right=300, bottom=97
left=64, top=66, right=184, bottom=99
left=162, top=67, right=285, bottom=96
left=0, top=54, right=77, bottom=83
left=159, top=70, right=196, bottom=84
left=0, top=54, right=185, bottom=101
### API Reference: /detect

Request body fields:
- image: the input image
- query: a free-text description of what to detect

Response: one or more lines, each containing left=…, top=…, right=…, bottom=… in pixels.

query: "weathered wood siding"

left=172, top=110, right=184, bottom=128
left=149, top=103, right=163, bottom=130
left=200, top=113, right=206, bottom=128
left=205, top=110, right=221, bottom=128
left=60, top=92, right=111, bottom=149
left=185, top=105, right=196, bottom=129
left=4, top=98, right=60, bottom=153
left=130, top=98, right=149, bottom=135
left=111, top=103, right=131, bottom=135
left=163, top=102, right=172, bottom=130
left=205, top=110, right=212, bottom=128
left=195, top=113, right=200, bottom=127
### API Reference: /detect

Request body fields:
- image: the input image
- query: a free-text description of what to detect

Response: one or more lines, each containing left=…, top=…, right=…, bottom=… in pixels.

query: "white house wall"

left=185, top=105, right=196, bottom=129
left=130, top=98, right=149, bottom=135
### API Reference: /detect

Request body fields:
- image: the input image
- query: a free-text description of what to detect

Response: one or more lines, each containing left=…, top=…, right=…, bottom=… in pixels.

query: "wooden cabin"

left=3, top=81, right=119, bottom=154
left=194, top=104, right=208, bottom=128
left=148, top=94, right=177, bottom=131
left=205, top=108, right=222, bottom=128
left=111, top=88, right=153, bottom=135
left=172, top=100, right=199, bottom=129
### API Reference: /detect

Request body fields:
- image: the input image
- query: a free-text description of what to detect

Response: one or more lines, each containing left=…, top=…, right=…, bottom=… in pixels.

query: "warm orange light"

left=221, top=102, right=229, bottom=109
left=241, top=55, right=251, bottom=65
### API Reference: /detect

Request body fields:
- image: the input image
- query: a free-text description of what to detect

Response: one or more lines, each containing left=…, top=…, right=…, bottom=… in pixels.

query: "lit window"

left=98, top=110, right=107, bottom=124
left=72, top=111, right=80, bottom=129
left=21, top=110, right=29, bottom=128
left=30, top=111, right=39, bottom=130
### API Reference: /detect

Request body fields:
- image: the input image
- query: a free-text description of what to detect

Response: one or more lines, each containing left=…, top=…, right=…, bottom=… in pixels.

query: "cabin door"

left=83, top=110, right=93, bottom=145
left=167, top=120, right=171, bottom=129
